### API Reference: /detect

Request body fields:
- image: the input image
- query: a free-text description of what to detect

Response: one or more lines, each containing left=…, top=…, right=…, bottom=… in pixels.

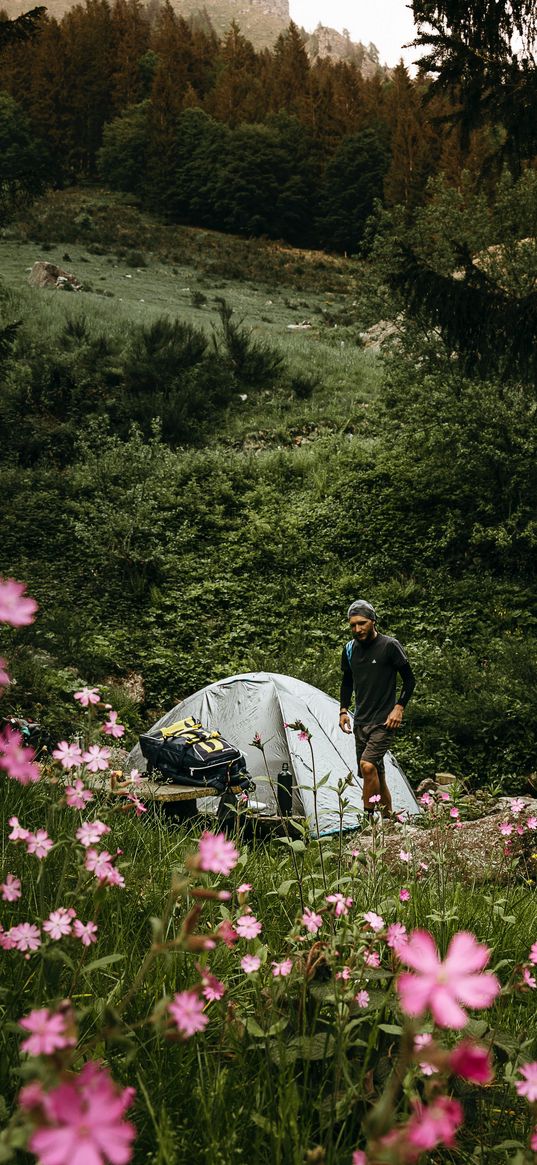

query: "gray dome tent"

left=127, top=672, right=419, bottom=836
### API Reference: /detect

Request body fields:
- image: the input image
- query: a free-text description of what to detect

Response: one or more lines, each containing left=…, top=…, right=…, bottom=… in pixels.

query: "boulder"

left=28, top=261, right=82, bottom=292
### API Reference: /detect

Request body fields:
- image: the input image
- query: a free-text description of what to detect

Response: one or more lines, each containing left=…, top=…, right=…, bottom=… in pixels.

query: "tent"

left=126, top=672, right=420, bottom=836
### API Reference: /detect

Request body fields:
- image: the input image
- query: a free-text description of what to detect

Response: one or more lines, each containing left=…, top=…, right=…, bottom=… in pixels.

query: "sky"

left=288, top=0, right=420, bottom=68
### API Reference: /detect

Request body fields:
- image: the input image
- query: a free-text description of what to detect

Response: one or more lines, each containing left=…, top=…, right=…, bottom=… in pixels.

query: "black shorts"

left=354, top=723, right=394, bottom=777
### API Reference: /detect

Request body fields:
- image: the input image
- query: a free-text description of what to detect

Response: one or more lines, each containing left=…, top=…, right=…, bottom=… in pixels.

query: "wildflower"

left=450, top=807, right=460, bottom=819
left=250, top=732, right=263, bottom=748
left=18, top=1082, right=46, bottom=1110
left=420, top=793, right=433, bottom=807
left=386, top=923, right=408, bottom=952
left=237, top=883, right=252, bottom=893
left=302, top=908, right=323, bottom=934
left=364, top=950, right=380, bottom=968
left=125, top=791, right=147, bottom=815
left=352, top=1153, right=367, bottom=1165
left=336, top=966, right=351, bottom=981
left=363, top=911, right=384, bottom=932
left=526, top=816, right=537, bottom=830
left=85, top=848, right=115, bottom=879
left=52, top=741, right=84, bottom=770
left=530, top=942, right=537, bottom=965
left=169, top=990, right=208, bottom=1038
left=419, top=861, right=429, bottom=871
left=82, top=745, right=111, bottom=773
left=197, top=832, right=239, bottom=876
left=19, top=1008, right=75, bottom=1057
left=515, top=1062, right=537, bottom=1102
left=73, top=919, right=98, bottom=946
left=399, top=888, right=411, bottom=902
left=326, top=893, right=353, bottom=917
left=0, top=726, right=40, bottom=785
left=9, top=923, right=42, bottom=952
left=0, top=657, right=11, bottom=690
left=65, top=779, right=94, bottom=809
left=241, top=954, right=261, bottom=973
left=26, top=830, right=54, bottom=860
left=414, top=1032, right=437, bottom=1076
left=102, top=711, right=125, bottom=738
left=406, top=1096, right=463, bottom=1152
left=43, top=910, right=74, bottom=940
left=0, top=578, right=38, bottom=626
left=522, top=967, right=536, bottom=989
left=74, top=686, right=101, bottom=707
left=271, top=959, right=293, bottom=977
left=509, top=798, right=526, bottom=816
left=1, top=873, right=21, bottom=901
left=8, top=816, right=29, bottom=841
left=28, top=1060, right=136, bottom=1165
left=0, top=925, right=16, bottom=950
left=199, top=970, right=226, bottom=1002
left=439, top=791, right=451, bottom=802
left=76, top=821, right=111, bottom=848
left=399, top=850, right=411, bottom=862
left=369, top=794, right=381, bottom=804
left=499, top=822, right=513, bottom=836
left=235, top=915, right=262, bottom=939
left=449, top=1041, right=493, bottom=1084
left=531, top=1127, right=537, bottom=1152
left=127, top=768, right=143, bottom=783
left=215, top=920, right=238, bottom=947
left=397, top=929, right=500, bottom=1028
left=355, top=991, right=369, bottom=1008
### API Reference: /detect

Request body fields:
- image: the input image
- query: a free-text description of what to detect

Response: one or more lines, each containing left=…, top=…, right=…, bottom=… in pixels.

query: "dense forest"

left=1, top=0, right=537, bottom=791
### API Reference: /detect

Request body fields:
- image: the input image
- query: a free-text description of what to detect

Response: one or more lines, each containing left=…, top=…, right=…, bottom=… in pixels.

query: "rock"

left=359, top=318, right=402, bottom=350
left=435, top=771, right=457, bottom=785
left=28, top=261, right=82, bottom=292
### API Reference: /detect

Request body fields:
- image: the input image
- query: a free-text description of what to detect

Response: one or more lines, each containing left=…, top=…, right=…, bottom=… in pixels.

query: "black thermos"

left=277, top=762, right=292, bottom=816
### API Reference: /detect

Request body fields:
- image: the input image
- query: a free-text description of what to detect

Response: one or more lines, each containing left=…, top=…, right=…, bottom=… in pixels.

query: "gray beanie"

left=347, top=599, right=377, bottom=622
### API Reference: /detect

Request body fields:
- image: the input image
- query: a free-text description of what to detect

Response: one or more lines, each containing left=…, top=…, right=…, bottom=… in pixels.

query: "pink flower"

left=363, top=911, right=384, bottom=932
left=84, top=849, right=124, bottom=887
left=199, top=970, right=225, bottom=1002
left=102, top=711, right=125, bottom=739
left=241, top=954, right=261, bottom=973
left=65, top=778, right=94, bottom=809
left=399, top=850, right=411, bottom=862
left=397, top=930, right=500, bottom=1028
left=73, top=919, right=98, bottom=946
left=414, top=1032, right=437, bottom=1076
left=1, top=873, right=21, bottom=901
left=0, top=657, right=11, bottom=690
left=271, top=959, right=293, bottom=977
left=336, top=966, right=351, bottom=981
left=0, top=726, right=40, bottom=785
left=352, top=1153, right=367, bottom=1165
left=302, top=908, right=323, bottom=934
left=26, top=830, right=53, bottom=860
left=449, top=1041, right=493, bottom=1084
left=9, top=923, right=42, bottom=952
left=76, top=820, right=111, bottom=848
left=235, top=914, right=262, bottom=940
left=369, top=794, right=381, bottom=803
left=499, top=822, right=513, bottom=836
left=169, top=990, right=208, bottom=1038
left=8, top=816, right=29, bottom=841
left=19, top=1082, right=46, bottom=1110
left=43, top=910, right=74, bottom=940
left=28, top=1060, right=136, bottom=1165
left=386, top=923, right=408, bottom=952
left=237, top=883, right=252, bottom=893
left=526, top=816, right=537, bottom=830
left=420, top=793, right=433, bottom=807
left=364, top=950, right=380, bottom=968
left=530, top=942, right=537, bottom=965
left=197, top=832, right=239, bottom=876
left=509, top=798, right=526, bottom=816
left=0, top=578, right=38, bottom=626
left=406, top=1096, right=463, bottom=1151
left=52, top=741, right=84, bottom=770
left=399, top=888, right=411, bottom=902
left=515, top=1062, right=537, bottom=1102
left=82, top=745, right=111, bottom=773
left=531, top=1127, right=537, bottom=1152
left=297, top=729, right=310, bottom=741
left=522, top=967, right=536, bottom=989
left=0, top=925, right=16, bottom=950
left=355, top=990, right=369, bottom=1008
left=449, top=807, right=460, bottom=819
left=215, top=920, right=238, bottom=947
left=19, top=1008, right=75, bottom=1056
left=74, top=686, right=101, bottom=707
left=326, top=893, right=353, bottom=917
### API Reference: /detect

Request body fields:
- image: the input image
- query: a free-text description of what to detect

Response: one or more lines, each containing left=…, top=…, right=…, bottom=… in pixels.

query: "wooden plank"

left=86, top=773, right=243, bottom=803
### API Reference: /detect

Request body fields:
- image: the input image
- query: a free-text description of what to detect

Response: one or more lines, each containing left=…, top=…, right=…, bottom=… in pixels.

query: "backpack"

left=139, top=716, right=251, bottom=793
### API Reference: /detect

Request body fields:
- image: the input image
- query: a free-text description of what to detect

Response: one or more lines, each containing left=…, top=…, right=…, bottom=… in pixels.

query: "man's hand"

left=385, top=704, right=404, bottom=729
left=339, top=711, right=352, bottom=734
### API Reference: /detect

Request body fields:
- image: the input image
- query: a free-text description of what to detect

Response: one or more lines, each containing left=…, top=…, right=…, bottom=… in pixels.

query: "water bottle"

left=277, top=762, right=292, bottom=816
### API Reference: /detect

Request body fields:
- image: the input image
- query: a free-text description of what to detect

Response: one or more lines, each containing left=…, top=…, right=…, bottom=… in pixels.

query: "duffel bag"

left=139, top=716, right=250, bottom=793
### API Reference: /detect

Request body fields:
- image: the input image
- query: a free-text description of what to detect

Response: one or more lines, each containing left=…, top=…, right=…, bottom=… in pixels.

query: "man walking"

left=339, top=600, right=415, bottom=817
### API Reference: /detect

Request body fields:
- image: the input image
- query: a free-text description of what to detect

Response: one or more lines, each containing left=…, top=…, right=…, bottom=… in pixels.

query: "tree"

left=0, top=7, right=45, bottom=49
left=383, top=63, right=440, bottom=208
left=316, top=127, right=389, bottom=253
left=0, top=91, right=47, bottom=217
left=411, top=0, right=537, bottom=170
left=208, top=22, right=262, bottom=126
left=97, top=100, right=149, bottom=193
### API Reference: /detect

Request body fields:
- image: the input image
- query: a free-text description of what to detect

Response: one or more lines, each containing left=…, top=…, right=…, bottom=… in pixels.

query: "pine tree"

left=111, top=0, right=150, bottom=110
left=208, top=21, right=262, bottom=126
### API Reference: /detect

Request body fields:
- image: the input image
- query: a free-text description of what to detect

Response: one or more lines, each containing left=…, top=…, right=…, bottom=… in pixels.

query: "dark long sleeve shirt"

left=340, top=633, right=416, bottom=725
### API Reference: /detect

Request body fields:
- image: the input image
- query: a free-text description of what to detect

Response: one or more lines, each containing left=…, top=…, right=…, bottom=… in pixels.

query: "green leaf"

left=276, top=879, right=296, bottom=897
left=378, top=1023, right=403, bottom=1035
left=40, top=947, right=75, bottom=971
left=82, top=953, right=125, bottom=976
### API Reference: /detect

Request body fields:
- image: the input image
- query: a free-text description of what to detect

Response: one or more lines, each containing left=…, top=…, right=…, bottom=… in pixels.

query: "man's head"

left=347, top=599, right=377, bottom=642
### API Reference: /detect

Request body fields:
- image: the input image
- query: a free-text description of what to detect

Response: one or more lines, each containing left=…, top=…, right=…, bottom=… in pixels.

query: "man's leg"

left=359, top=726, right=393, bottom=815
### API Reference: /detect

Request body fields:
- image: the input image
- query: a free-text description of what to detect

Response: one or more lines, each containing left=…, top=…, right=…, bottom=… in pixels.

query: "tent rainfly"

left=126, top=672, right=420, bottom=836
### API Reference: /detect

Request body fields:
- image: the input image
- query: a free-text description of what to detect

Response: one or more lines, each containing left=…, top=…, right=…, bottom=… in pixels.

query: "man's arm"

left=339, top=646, right=353, bottom=733
left=385, top=650, right=416, bottom=729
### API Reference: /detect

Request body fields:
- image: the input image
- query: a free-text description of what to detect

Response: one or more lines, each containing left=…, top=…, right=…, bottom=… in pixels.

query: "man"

left=339, top=599, right=415, bottom=818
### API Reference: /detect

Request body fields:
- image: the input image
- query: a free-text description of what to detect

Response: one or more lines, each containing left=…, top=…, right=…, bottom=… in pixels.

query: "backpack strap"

left=345, top=639, right=354, bottom=666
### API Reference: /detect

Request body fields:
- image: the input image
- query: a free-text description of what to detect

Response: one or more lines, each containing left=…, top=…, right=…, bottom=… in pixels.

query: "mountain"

left=2, top=0, right=384, bottom=73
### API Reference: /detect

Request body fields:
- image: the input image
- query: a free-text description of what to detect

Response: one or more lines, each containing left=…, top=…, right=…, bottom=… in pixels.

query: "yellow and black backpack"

left=139, top=717, right=250, bottom=792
